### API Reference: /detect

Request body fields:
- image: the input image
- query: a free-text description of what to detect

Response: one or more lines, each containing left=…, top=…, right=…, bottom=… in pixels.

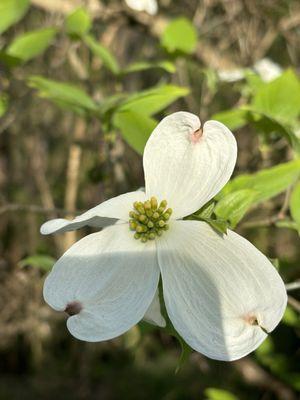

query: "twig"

left=63, top=117, right=86, bottom=249
left=241, top=216, right=279, bottom=229
left=0, top=203, right=81, bottom=216
left=285, top=281, right=300, bottom=292
left=288, top=296, right=300, bottom=313
left=234, top=358, right=296, bottom=400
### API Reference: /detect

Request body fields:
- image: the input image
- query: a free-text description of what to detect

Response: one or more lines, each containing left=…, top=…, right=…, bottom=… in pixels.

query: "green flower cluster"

left=129, top=197, right=172, bottom=242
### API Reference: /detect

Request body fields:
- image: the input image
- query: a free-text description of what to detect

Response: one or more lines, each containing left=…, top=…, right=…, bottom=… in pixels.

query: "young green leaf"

left=83, top=34, right=120, bottom=75
left=219, top=159, right=300, bottom=203
left=161, top=17, right=197, bottom=54
left=205, top=388, right=238, bottom=400
left=7, top=28, right=57, bottom=62
left=28, top=76, right=97, bottom=115
left=214, top=189, right=258, bottom=227
left=123, top=60, right=176, bottom=74
left=252, top=69, right=300, bottom=123
left=113, top=110, right=157, bottom=154
left=0, top=95, right=8, bottom=118
left=117, top=85, right=189, bottom=116
left=66, top=7, right=91, bottom=37
left=212, top=108, right=249, bottom=130
left=0, top=0, right=29, bottom=34
left=290, top=181, right=300, bottom=231
left=19, top=255, right=55, bottom=272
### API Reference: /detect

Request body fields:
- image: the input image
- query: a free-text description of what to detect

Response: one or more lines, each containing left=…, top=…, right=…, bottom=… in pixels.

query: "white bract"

left=254, top=58, right=282, bottom=82
left=125, top=0, right=158, bottom=15
left=41, top=112, right=287, bottom=361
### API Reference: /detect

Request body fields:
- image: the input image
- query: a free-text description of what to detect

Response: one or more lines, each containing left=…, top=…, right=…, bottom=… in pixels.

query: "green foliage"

left=123, top=60, right=176, bottom=74
left=113, top=111, right=157, bottom=154
left=28, top=76, right=97, bottom=115
left=161, top=17, right=198, bottom=54
left=19, top=254, right=55, bottom=272
left=214, top=189, right=258, bottom=228
left=0, top=0, right=29, bottom=34
left=219, top=159, right=300, bottom=203
left=84, top=34, right=120, bottom=74
left=0, top=95, right=8, bottom=117
left=117, top=85, right=189, bottom=116
left=212, top=108, right=249, bottom=130
left=205, top=388, right=238, bottom=400
left=251, top=70, right=300, bottom=123
left=6, top=28, right=57, bottom=63
left=66, top=7, right=91, bottom=37
left=290, top=181, right=300, bottom=232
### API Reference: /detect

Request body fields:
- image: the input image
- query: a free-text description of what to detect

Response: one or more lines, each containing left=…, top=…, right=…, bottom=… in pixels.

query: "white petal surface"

left=143, top=289, right=166, bottom=327
left=143, top=112, right=237, bottom=218
left=44, top=224, right=160, bottom=341
left=157, top=221, right=287, bottom=361
left=40, top=191, right=146, bottom=235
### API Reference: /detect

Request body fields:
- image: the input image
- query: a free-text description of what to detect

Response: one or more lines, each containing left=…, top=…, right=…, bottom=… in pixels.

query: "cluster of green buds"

left=129, top=197, right=172, bottom=242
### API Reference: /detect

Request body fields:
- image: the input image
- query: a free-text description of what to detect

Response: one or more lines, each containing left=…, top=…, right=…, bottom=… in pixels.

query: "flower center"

left=129, top=197, right=172, bottom=242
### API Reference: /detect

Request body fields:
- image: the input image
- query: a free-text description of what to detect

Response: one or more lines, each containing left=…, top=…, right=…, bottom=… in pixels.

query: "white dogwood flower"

left=125, top=0, right=158, bottom=15
left=41, top=112, right=287, bottom=361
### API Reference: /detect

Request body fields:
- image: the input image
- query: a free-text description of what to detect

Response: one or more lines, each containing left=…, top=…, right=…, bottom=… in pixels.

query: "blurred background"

left=1, top=0, right=300, bottom=399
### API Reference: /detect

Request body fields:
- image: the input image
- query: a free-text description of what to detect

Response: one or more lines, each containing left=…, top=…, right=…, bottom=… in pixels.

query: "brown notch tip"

left=190, top=127, right=203, bottom=144
left=65, top=301, right=83, bottom=316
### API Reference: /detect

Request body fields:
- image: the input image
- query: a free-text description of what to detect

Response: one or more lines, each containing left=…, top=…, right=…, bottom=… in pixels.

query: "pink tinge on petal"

left=190, top=127, right=203, bottom=144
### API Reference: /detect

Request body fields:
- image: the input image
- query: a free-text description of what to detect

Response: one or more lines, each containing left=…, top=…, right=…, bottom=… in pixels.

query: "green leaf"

left=28, top=76, right=97, bottom=115
left=117, top=85, right=189, bottom=117
left=66, top=7, right=91, bottom=37
left=161, top=17, right=197, bottom=54
left=123, top=60, right=176, bottom=74
left=203, top=217, right=229, bottom=234
left=252, top=69, right=300, bottom=123
left=290, top=181, right=300, bottom=230
left=19, top=255, right=55, bottom=272
left=282, top=305, right=300, bottom=327
left=187, top=214, right=228, bottom=234
left=0, top=0, right=29, bottom=34
left=84, top=34, right=120, bottom=74
left=194, top=200, right=215, bottom=219
left=212, top=108, right=249, bottom=130
left=7, top=28, right=57, bottom=62
left=219, top=159, right=300, bottom=204
left=113, top=110, right=157, bottom=154
left=205, top=388, right=238, bottom=400
left=0, top=94, right=8, bottom=117
left=214, top=189, right=258, bottom=227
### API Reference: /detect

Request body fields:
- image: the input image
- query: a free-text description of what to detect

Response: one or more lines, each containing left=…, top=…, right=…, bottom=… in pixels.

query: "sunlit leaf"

left=205, top=388, right=238, bottom=400
left=161, top=17, right=197, bottom=54
left=28, top=76, right=97, bottom=115
left=252, top=69, right=300, bottom=123
left=290, top=181, right=300, bottom=231
left=0, top=0, right=29, bottom=34
left=113, top=110, right=157, bottom=154
left=212, top=108, right=249, bottom=130
left=19, top=254, right=55, bottom=272
left=84, top=34, right=120, bottom=74
left=219, top=160, right=300, bottom=203
left=66, top=7, right=91, bottom=37
left=123, top=60, right=176, bottom=74
left=7, top=28, right=57, bottom=62
left=117, top=85, right=189, bottom=116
